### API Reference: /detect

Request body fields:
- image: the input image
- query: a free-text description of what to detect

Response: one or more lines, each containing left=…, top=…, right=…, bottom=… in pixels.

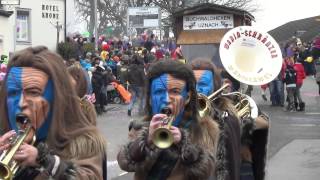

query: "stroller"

left=106, top=82, right=131, bottom=104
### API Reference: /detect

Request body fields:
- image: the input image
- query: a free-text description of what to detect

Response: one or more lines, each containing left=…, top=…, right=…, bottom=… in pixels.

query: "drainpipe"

left=64, top=0, right=66, bottom=41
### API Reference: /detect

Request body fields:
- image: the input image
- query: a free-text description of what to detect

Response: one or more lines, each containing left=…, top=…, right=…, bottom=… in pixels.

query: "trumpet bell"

left=198, top=93, right=211, bottom=118
left=0, top=164, right=11, bottom=180
left=0, top=114, right=35, bottom=180
left=152, top=127, right=174, bottom=149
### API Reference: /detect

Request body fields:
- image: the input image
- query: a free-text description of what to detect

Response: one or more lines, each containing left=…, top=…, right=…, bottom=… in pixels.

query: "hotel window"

left=16, top=10, right=30, bottom=42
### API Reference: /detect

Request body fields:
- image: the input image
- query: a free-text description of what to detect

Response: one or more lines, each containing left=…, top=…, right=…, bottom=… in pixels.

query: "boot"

left=298, top=102, right=305, bottom=111
left=127, top=109, right=131, bottom=116
left=95, top=106, right=102, bottom=115
left=294, top=102, right=299, bottom=111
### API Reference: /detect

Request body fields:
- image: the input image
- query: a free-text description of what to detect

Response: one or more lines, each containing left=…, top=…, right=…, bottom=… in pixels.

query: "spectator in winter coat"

left=293, top=58, right=306, bottom=111
left=316, top=64, right=320, bottom=95
left=283, top=64, right=297, bottom=112
left=92, top=64, right=106, bottom=114
left=127, top=56, right=146, bottom=116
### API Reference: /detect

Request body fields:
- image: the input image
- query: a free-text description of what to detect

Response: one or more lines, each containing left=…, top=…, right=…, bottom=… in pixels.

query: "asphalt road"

left=97, top=76, right=320, bottom=180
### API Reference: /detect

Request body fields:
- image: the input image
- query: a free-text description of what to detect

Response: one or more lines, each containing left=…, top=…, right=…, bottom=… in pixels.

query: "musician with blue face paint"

left=117, top=60, right=219, bottom=180
left=0, top=46, right=106, bottom=180
left=191, top=58, right=242, bottom=180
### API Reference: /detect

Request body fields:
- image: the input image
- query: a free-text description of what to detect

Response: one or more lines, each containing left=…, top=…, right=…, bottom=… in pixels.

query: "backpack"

left=284, top=66, right=296, bottom=84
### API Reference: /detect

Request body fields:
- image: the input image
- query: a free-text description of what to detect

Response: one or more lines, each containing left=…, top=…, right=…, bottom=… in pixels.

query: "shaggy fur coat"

left=117, top=116, right=220, bottom=180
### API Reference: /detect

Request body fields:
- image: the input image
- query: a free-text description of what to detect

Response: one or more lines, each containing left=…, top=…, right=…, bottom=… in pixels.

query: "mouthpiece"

left=161, top=107, right=172, bottom=116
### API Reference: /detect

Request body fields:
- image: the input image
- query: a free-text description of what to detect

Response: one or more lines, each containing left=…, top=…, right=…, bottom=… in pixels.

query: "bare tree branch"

left=73, top=0, right=259, bottom=37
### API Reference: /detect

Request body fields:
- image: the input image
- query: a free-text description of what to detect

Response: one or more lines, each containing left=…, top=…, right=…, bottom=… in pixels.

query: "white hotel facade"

left=0, top=0, right=66, bottom=57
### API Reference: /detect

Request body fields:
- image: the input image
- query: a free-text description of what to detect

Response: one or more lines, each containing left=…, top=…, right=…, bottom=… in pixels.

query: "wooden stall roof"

left=173, top=3, right=255, bottom=21
left=0, top=9, right=13, bottom=17
left=177, top=29, right=228, bottom=44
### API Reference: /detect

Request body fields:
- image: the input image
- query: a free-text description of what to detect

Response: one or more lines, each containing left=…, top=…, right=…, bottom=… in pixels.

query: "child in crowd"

left=293, top=58, right=306, bottom=111
left=284, top=64, right=297, bottom=112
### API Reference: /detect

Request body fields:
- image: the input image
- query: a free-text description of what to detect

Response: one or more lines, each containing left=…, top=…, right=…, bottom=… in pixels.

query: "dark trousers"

left=269, top=80, right=284, bottom=106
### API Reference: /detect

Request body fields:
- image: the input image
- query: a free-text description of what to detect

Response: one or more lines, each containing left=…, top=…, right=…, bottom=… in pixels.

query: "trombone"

left=0, top=114, right=36, bottom=180
left=152, top=108, right=174, bottom=149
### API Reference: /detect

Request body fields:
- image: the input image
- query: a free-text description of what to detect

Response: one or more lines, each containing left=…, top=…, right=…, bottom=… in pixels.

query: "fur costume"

left=118, top=119, right=219, bottom=180
left=118, top=60, right=220, bottom=180
left=0, top=46, right=107, bottom=180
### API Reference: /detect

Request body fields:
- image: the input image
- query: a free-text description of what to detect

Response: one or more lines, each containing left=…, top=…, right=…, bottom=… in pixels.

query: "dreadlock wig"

left=190, top=57, right=222, bottom=91
left=0, top=46, right=104, bottom=155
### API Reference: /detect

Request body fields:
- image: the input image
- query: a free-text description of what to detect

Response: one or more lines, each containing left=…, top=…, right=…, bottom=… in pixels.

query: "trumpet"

left=152, top=108, right=174, bottom=149
left=198, top=83, right=230, bottom=118
left=0, top=114, right=36, bottom=180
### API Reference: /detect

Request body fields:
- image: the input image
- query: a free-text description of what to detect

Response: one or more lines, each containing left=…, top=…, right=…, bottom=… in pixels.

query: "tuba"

left=199, top=26, right=282, bottom=119
left=0, top=114, right=36, bottom=180
left=152, top=107, right=174, bottom=149
left=218, top=26, right=282, bottom=118
left=219, top=26, right=283, bottom=86
left=221, top=91, right=258, bottom=119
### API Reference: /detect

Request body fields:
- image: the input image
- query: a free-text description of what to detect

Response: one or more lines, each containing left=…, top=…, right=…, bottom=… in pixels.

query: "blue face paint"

left=6, top=67, right=23, bottom=132
left=172, top=86, right=188, bottom=127
left=150, top=74, right=188, bottom=127
left=196, top=70, right=214, bottom=96
left=36, top=79, right=54, bottom=141
left=6, top=67, right=54, bottom=141
left=150, top=74, right=168, bottom=115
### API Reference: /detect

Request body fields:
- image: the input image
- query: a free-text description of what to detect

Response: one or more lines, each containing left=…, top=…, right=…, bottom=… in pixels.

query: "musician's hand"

left=170, top=126, right=182, bottom=145
left=14, top=143, right=39, bottom=167
left=148, top=114, right=167, bottom=144
left=0, top=130, right=16, bottom=151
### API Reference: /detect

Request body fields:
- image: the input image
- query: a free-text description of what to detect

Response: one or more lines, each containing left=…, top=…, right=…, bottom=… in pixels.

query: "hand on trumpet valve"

left=170, top=126, right=182, bottom=145
left=13, top=143, right=39, bottom=167
left=0, top=130, right=16, bottom=151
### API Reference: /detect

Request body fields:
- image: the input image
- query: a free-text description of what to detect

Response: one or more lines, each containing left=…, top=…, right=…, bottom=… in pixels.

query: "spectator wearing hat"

left=118, top=55, right=130, bottom=87
left=92, top=61, right=107, bottom=114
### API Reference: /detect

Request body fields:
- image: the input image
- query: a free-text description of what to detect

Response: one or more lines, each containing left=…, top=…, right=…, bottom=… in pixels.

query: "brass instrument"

left=222, top=91, right=256, bottom=119
left=198, top=26, right=283, bottom=119
left=152, top=108, right=174, bottom=149
left=0, top=114, right=36, bottom=180
left=198, top=83, right=231, bottom=118
left=198, top=83, right=258, bottom=119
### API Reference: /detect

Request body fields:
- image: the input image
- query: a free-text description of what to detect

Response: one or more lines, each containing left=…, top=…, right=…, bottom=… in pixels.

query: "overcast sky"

left=66, top=0, right=320, bottom=35
left=251, top=0, right=320, bottom=32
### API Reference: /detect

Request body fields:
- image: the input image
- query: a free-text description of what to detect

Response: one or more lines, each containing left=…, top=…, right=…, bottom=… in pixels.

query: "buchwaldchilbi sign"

left=183, top=14, right=234, bottom=30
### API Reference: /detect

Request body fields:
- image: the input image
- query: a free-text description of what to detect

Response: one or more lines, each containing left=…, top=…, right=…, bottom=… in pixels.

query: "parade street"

left=98, top=76, right=320, bottom=180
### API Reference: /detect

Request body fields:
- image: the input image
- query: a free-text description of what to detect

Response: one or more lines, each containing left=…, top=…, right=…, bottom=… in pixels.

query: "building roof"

left=0, top=9, right=13, bottom=17
left=268, top=15, right=320, bottom=44
left=173, top=3, right=255, bottom=21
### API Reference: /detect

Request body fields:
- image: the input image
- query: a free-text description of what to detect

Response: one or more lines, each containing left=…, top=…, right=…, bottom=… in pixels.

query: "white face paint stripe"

left=19, top=93, right=24, bottom=107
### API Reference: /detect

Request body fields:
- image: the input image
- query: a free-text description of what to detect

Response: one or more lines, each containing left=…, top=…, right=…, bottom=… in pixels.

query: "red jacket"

left=294, top=62, right=306, bottom=86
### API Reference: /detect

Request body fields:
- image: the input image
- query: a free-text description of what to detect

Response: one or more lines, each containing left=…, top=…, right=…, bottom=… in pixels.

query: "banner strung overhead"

left=183, top=14, right=234, bottom=30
